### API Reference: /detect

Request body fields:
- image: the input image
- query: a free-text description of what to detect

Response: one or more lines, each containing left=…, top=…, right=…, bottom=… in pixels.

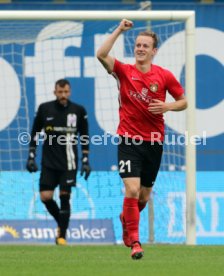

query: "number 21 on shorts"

left=119, top=160, right=131, bottom=173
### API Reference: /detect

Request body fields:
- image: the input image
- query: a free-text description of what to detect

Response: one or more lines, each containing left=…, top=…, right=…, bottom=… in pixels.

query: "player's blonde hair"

left=137, top=31, right=159, bottom=48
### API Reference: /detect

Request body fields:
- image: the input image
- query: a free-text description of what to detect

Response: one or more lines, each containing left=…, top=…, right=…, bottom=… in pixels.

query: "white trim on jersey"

left=66, top=133, right=76, bottom=170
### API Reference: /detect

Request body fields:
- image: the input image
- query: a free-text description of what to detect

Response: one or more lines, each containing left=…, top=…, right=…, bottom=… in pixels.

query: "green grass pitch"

left=0, top=245, right=223, bottom=276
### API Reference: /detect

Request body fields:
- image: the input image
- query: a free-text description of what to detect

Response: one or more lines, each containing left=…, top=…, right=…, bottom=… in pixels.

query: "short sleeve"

left=112, top=59, right=126, bottom=77
left=165, top=69, right=184, bottom=99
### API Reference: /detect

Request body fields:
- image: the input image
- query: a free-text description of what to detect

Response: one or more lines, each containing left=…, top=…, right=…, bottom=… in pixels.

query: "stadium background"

left=0, top=0, right=223, bottom=245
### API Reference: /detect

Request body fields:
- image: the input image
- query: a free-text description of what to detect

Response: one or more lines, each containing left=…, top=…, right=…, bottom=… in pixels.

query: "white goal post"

left=0, top=10, right=196, bottom=245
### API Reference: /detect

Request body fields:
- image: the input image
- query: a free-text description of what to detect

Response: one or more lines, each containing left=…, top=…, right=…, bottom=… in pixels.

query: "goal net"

left=0, top=11, right=195, bottom=245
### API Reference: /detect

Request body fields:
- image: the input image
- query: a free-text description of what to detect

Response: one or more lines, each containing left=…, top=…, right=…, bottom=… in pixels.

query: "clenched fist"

left=119, top=19, right=134, bottom=31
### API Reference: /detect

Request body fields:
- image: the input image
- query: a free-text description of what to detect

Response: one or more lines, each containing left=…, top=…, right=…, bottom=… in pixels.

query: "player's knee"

left=139, top=186, right=152, bottom=200
left=40, top=193, right=53, bottom=203
left=125, top=187, right=140, bottom=198
left=60, top=193, right=70, bottom=210
left=139, top=193, right=150, bottom=203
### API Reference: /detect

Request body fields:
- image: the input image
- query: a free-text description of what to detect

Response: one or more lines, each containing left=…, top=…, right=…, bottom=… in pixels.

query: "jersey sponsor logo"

left=149, top=83, right=158, bottom=93
left=141, top=87, right=148, bottom=97
left=45, top=125, right=53, bottom=131
left=129, top=89, right=152, bottom=104
left=45, top=126, right=77, bottom=133
left=53, top=126, right=77, bottom=133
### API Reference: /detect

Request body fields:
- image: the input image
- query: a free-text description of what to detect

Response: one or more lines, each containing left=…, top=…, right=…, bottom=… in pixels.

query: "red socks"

left=123, top=197, right=140, bottom=243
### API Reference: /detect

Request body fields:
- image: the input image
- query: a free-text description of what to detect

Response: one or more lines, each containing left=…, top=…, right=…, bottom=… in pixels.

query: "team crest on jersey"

left=149, top=83, right=158, bottom=93
left=67, top=114, right=77, bottom=127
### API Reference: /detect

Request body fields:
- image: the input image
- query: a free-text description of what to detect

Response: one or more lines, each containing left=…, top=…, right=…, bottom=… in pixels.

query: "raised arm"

left=96, top=19, right=133, bottom=74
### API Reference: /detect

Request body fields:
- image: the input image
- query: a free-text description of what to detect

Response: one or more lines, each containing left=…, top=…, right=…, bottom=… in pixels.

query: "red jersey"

left=112, top=59, right=184, bottom=141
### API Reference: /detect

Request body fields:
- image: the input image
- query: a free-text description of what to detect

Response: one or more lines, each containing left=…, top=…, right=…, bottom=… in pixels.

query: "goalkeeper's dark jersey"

left=29, top=100, right=89, bottom=171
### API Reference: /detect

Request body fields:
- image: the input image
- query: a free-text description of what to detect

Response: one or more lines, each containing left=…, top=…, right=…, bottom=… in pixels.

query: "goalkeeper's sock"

left=58, top=194, right=71, bottom=239
left=42, top=199, right=60, bottom=224
left=123, top=197, right=140, bottom=243
left=138, top=201, right=147, bottom=212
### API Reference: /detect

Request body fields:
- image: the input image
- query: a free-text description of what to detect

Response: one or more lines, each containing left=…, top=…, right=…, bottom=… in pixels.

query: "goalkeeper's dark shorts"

left=39, top=166, right=77, bottom=192
left=118, top=136, right=163, bottom=188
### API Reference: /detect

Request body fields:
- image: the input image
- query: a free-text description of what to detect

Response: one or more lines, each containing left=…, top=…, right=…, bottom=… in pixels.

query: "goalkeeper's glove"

left=26, top=149, right=38, bottom=173
left=80, top=153, right=91, bottom=180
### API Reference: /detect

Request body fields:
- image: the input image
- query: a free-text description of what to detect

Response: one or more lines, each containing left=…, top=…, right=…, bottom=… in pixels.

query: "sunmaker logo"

left=0, top=219, right=115, bottom=244
left=0, top=225, right=19, bottom=239
left=22, top=225, right=107, bottom=240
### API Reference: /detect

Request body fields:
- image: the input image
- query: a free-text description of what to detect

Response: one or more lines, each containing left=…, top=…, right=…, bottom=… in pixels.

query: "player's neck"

left=135, top=61, right=152, bottom=73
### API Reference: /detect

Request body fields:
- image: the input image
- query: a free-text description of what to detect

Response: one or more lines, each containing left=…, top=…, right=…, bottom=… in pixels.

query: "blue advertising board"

left=0, top=219, right=115, bottom=244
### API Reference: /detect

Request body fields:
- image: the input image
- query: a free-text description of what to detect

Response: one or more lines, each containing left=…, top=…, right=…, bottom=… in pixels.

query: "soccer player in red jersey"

left=97, top=19, right=187, bottom=259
